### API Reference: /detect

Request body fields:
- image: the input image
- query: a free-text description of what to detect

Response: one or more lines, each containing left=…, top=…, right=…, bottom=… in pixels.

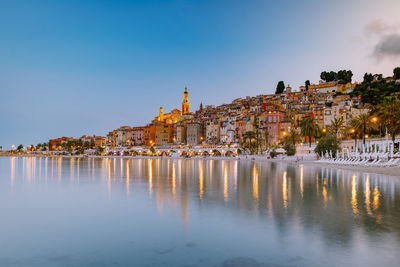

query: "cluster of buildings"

left=48, top=80, right=365, bottom=151
left=100, top=81, right=364, bottom=149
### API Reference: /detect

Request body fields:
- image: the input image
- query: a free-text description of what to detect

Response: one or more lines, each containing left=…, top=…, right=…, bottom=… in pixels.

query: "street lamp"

left=371, top=116, right=378, bottom=123
left=350, top=128, right=357, bottom=151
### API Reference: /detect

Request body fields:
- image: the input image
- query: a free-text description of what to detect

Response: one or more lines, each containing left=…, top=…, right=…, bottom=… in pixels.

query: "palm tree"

left=376, top=96, right=400, bottom=142
left=328, top=118, right=344, bottom=139
left=350, top=113, right=375, bottom=144
left=300, top=118, right=320, bottom=147
left=263, top=130, right=271, bottom=150
left=282, top=130, right=301, bottom=146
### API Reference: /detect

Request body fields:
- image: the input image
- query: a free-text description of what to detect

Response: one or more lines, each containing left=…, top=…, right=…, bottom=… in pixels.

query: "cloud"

left=364, top=20, right=400, bottom=60
left=364, top=19, right=390, bottom=36
left=373, top=33, right=400, bottom=59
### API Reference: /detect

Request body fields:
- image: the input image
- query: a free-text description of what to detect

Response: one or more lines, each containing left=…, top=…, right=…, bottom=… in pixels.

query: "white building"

left=220, top=116, right=236, bottom=144
left=205, top=119, right=220, bottom=144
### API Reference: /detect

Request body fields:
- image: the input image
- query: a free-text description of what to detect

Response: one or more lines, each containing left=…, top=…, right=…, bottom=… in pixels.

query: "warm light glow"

left=365, top=134, right=369, bottom=139
left=371, top=116, right=378, bottom=123
left=172, top=162, right=176, bottom=200
left=365, top=176, right=372, bottom=215
left=351, top=174, right=358, bottom=215
left=300, top=164, right=304, bottom=199
left=126, top=159, right=130, bottom=195
left=252, top=165, right=259, bottom=201
left=199, top=161, right=204, bottom=200
left=148, top=159, right=153, bottom=196
left=223, top=165, right=228, bottom=202
left=283, top=171, right=288, bottom=209
left=373, top=186, right=380, bottom=211
left=322, top=128, right=327, bottom=133
left=107, top=158, right=111, bottom=194
left=322, top=177, right=327, bottom=208
left=350, top=128, right=355, bottom=134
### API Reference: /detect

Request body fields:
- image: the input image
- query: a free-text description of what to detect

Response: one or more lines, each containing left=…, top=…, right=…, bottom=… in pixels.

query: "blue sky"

left=1, top=0, right=400, bottom=148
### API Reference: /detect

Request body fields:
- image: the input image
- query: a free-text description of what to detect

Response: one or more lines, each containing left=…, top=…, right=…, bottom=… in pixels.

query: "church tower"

left=182, top=87, right=190, bottom=115
left=158, top=107, right=164, bottom=121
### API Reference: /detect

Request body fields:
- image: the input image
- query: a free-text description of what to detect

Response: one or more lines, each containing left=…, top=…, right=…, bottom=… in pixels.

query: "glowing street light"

left=371, top=116, right=378, bottom=123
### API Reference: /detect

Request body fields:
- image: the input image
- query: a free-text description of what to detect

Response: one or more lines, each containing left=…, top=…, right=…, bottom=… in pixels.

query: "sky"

left=1, top=0, right=400, bottom=149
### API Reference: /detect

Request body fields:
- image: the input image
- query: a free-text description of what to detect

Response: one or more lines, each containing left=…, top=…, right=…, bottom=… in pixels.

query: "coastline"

left=303, top=161, right=400, bottom=178
left=2, top=153, right=400, bottom=177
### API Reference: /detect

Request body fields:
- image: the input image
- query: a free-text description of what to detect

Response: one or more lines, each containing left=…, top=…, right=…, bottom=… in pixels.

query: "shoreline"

left=2, top=153, right=400, bottom=177
left=304, top=161, right=400, bottom=178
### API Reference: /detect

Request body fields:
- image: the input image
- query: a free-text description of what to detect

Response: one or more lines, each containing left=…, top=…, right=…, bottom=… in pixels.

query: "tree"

left=241, top=131, right=257, bottom=154
left=394, top=67, right=400, bottom=80
left=17, top=144, right=23, bottom=151
left=282, top=130, right=301, bottom=146
left=263, top=130, right=270, bottom=150
left=315, top=135, right=340, bottom=157
left=320, top=71, right=337, bottom=82
left=363, top=73, right=374, bottom=83
left=305, top=80, right=310, bottom=91
left=283, top=143, right=296, bottom=156
left=269, top=149, right=278, bottom=158
left=327, top=118, right=345, bottom=139
left=300, top=118, right=320, bottom=147
left=275, top=81, right=285, bottom=94
left=350, top=77, right=399, bottom=105
left=83, top=141, right=90, bottom=149
left=376, top=96, right=400, bottom=142
left=337, top=70, right=353, bottom=84
left=350, top=114, right=375, bottom=144
left=320, top=70, right=352, bottom=83
left=97, top=146, right=104, bottom=155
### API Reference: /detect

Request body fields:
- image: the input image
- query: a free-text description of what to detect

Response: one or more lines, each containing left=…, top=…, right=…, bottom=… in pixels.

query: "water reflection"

left=4, top=157, right=400, bottom=252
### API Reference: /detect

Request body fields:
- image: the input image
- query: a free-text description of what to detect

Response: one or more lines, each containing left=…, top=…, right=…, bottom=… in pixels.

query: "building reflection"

left=7, top=157, right=400, bottom=245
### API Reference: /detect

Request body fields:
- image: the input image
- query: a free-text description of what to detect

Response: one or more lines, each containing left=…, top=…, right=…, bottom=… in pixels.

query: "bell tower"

left=182, top=87, right=190, bottom=115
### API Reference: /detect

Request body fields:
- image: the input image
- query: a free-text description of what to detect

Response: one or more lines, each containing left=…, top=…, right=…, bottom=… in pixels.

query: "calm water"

left=1, top=157, right=400, bottom=266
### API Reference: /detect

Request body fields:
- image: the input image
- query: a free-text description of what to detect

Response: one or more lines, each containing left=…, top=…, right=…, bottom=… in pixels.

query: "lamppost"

left=370, top=116, right=378, bottom=137
left=350, top=128, right=357, bottom=152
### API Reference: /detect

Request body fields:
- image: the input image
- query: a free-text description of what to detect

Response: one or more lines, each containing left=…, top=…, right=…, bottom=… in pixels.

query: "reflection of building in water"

left=223, top=162, right=228, bottom=202
left=148, top=159, right=153, bottom=196
left=126, top=159, right=130, bottom=196
left=199, top=161, right=204, bottom=200
left=252, top=165, right=259, bottom=202
left=10, top=157, right=15, bottom=189
left=351, top=174, right=358, bottom=215
left=282, top=171, right=288, bottom=209
left=8, top=157, right=400, bottom=245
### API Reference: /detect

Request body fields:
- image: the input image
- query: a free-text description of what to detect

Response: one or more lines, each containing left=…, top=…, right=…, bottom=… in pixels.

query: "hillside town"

left=9, top=68, right=400, bottom=157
